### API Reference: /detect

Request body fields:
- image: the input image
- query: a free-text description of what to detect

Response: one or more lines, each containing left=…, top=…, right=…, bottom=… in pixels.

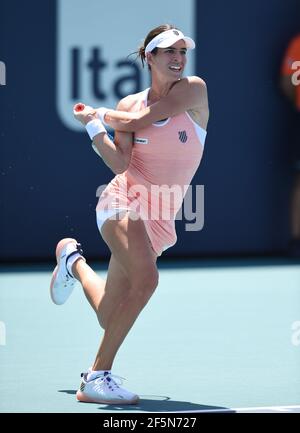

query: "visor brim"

left=156, top=36, right=195, bottom=50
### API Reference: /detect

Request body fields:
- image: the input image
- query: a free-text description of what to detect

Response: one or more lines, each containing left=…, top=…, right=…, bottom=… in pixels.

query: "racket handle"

left=74, top=103, right=85, bottom=112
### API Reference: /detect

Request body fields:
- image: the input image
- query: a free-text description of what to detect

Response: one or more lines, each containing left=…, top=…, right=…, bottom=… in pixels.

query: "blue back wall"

left=0, top=0, right=299, bottom=261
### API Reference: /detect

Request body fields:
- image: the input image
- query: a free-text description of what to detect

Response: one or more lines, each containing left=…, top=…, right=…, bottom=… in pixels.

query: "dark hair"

left=137, top=24, right=178, bottom=69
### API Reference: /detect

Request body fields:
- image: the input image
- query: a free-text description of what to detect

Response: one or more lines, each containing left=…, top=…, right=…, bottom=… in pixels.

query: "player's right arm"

left=75, top=99, right=133, bottom=174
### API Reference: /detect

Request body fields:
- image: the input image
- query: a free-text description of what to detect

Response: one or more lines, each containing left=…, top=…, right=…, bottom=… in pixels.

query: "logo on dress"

left=178, top=130, right=188, bottom=143
left=134, top=137, right=148, bottom=144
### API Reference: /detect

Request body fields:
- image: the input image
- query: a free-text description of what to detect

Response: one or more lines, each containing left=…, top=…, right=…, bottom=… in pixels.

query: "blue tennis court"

left=1, top=258, right=299, bottom=413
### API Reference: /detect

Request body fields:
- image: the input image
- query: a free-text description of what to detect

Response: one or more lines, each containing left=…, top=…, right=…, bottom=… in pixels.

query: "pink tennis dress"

left=96, top=88, right=207, bottom=256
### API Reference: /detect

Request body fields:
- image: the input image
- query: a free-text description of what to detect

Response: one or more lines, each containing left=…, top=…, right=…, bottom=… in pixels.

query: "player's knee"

left=130, top=266, right=159, bottom=300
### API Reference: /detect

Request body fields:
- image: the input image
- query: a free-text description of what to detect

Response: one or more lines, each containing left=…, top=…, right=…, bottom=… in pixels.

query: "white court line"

left=232, top=405, right=300, bottom=413
left=166, top=405, right=300, bottom=413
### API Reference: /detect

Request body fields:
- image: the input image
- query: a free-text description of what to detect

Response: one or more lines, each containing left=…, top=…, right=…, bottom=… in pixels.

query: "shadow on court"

left=58, top=390, right=232, bottom=412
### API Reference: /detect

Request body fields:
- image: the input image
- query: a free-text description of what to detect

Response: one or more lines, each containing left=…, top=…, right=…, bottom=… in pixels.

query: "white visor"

left=145, top=29, right=196, bottom=54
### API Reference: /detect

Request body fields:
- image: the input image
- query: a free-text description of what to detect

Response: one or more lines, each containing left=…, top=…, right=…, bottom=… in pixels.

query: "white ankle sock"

left=66, top=253, right=85, bottom=278
left=87, top=369, right=111, bottom=382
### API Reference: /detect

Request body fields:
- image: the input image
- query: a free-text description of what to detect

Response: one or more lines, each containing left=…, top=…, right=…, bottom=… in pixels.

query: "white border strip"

left=166, top=405, right=300, bottom=413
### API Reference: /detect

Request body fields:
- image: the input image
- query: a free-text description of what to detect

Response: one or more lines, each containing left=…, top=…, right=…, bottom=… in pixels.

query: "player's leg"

left=76, top=211, right=158, bottom=404
left=72, top=253, right=132, bottom=329
left=50, top=239, right=133, bottom=329
left=92, top=210, right=159, bottom=371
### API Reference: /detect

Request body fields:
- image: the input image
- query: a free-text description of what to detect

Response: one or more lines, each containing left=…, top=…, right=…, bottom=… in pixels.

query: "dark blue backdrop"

left=0, top=0, right=299, bottom=261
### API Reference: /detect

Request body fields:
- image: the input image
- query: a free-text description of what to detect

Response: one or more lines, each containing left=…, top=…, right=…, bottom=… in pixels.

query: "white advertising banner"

left=57, top=0, right=196, bottom=131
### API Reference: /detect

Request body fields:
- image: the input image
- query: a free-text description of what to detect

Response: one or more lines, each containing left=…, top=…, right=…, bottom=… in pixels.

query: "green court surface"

left=0, top=259, right=300, bottom=413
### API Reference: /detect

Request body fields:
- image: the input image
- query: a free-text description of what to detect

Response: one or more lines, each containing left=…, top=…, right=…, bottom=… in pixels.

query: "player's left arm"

left=101, top=77, right=208, bottom=131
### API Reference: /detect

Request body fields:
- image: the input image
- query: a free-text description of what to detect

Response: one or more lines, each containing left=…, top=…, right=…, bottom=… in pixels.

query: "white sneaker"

left=76, top=371, right=139, bottom=405
left=50, top=238, right=85, bottom=305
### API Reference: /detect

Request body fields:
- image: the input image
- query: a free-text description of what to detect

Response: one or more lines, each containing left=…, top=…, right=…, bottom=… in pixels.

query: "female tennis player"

left=50, top=24, right=209, bottom=405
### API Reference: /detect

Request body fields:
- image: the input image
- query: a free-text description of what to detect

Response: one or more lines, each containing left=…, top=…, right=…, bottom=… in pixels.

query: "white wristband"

left=96, top=107, right=110, bottom=125
left=85, top=119, right=106, bottom=140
